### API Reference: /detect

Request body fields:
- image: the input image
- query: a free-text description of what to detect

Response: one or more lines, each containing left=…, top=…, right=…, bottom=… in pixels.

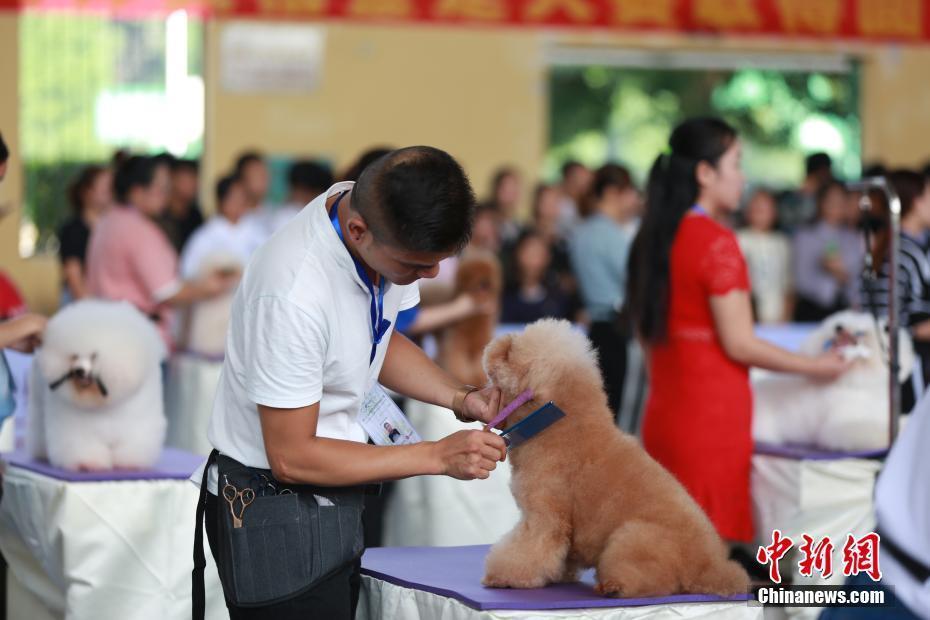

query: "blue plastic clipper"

left=499, top=402, right=565, bottom=450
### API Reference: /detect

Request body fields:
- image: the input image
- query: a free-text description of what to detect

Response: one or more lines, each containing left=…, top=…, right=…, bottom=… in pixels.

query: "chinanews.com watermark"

left=749, top=530, right=895, bottom=608
left=751, top=585, right=891, bottom=608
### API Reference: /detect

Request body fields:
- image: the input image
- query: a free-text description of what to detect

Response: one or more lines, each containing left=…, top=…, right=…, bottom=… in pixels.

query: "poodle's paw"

left=481, top=573, right=513, bottom=589
left=483, top=544, right=551, bottom=589
left=595, top=576, right=669, bottom=599
left=482, top=570, right=549, bottom=590
left=111, top=463, right=145, bottom=471
left=74, top=458, right=112, bottom=472
left=51, top=444, right=112, bottom=472
left=594, top=581, right=624, bottom=598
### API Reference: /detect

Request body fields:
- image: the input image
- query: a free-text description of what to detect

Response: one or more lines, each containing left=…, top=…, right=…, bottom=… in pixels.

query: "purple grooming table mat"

left=361, top=545, right=751, bottom=611
left=2, top=448, right=203, bottom=482
left=754, top=442, right=887, bottom=461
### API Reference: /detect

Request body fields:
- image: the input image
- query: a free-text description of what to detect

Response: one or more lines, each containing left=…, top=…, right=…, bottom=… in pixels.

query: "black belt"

left=879, top=528, right=930, bottom=584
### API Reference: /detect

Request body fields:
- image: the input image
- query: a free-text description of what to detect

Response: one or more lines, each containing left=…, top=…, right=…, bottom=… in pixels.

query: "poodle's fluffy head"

left=36, top=300, right=166, bottom=410
left=193, top=251, right=243, bottom=279
left=454, top=249, right=502, bottom=301
left=483, top=319, right=604, bottom=426
left=800, top=310, right=914, bottom=381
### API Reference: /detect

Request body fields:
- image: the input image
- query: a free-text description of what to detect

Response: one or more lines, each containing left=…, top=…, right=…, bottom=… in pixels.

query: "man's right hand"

left=433, top=430, right=507, bottom=480
left=3, top=313, right=47, bottom=352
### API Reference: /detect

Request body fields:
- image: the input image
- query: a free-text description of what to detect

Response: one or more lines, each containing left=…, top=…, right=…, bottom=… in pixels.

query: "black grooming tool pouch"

left=213, top=453, right=365, bottom=607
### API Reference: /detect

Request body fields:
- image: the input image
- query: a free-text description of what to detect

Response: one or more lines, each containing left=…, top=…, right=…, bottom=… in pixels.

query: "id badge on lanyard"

left=358, top=384, right=422, bottom=446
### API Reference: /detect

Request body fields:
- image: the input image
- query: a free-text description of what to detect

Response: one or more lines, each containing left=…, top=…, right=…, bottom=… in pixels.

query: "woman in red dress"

left=625, top=118, right=849, bottom=543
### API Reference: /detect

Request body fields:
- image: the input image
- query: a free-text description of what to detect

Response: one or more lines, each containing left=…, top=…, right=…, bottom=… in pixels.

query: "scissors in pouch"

left=222, top=482, right=255, bottom=528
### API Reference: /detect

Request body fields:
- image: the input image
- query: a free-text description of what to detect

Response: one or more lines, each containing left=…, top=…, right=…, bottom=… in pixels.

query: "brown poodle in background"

left=436, top=250, right=502, bottom=387
left=481, top=319, right=749, bottom=598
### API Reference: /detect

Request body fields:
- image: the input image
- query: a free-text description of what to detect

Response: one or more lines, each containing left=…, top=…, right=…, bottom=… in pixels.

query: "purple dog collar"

left=486, top=389, right=534, bottom=430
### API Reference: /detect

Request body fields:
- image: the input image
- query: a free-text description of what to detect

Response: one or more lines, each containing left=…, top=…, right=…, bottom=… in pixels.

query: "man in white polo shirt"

left=193, top=146, right=508, bottom=620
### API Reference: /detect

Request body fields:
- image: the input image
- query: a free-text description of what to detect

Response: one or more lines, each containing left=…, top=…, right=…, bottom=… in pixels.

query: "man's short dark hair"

left=114, top=156, right=160, bottom=204
left=561, top=160, right=584, bottom=179
left=0, top=132, right=8, bottom=163
left=288, top=160, right=333, bottom=194
left=172, top=158, right=199, bottom=175
left=153, top=152, right=177, bottom=169
left=353, top=146, right=476, bottom=254
left=806, top=152, right=832, bottom=176
left=215, top=173, right=240, bottom=206
left=863, top=162, right=888, bottom=178
left=235, top=151, right=265, bottom=176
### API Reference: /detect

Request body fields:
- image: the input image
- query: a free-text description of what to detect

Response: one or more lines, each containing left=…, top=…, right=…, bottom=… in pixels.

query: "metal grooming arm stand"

left=848, top=176, right=901, bottom=444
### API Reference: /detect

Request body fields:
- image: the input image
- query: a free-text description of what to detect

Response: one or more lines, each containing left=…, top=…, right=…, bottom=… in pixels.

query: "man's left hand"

left=461, top=386, right=502, bottom=426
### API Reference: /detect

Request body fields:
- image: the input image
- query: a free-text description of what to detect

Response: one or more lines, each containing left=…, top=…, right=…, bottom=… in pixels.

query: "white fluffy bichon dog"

left=752, top=311, right=914, bottom=452
left=28, top=300, right=168, bottom=471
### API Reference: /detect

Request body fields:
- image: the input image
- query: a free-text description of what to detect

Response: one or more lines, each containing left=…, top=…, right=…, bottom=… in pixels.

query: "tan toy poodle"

left=481, top=319, right=749, bottom=598
left=437, top=249, right=502, bottom=387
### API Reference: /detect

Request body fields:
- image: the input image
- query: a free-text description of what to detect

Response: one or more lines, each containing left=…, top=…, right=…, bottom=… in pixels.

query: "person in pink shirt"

left=86, top=156, right=236, bottom=349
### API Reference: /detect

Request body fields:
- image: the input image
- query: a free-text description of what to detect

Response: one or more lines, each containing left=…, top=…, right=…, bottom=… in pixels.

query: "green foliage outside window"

left=547, top=65, right=860, bottom=191
left=19, top=13, right=204, bottom=253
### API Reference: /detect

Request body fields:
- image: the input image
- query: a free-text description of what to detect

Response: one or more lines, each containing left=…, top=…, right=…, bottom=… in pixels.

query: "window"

left=547, top=48, right=860, bottom=189
left=19, top=10, right=204, bottom=256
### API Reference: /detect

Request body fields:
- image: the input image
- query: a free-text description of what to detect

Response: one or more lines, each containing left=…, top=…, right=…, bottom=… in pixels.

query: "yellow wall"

left=205, top=21, right=547, bottom=212
left=861, top=45, right=930, bottom=167
left=0, top=13, right=59, bottom=315
left=205, top=22, right=930, bottom=206
left=4, top=16, right=930, bottom=310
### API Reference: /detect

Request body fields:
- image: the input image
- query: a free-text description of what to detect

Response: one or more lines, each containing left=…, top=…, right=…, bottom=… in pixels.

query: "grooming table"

left=165, top=351, right=224, bottom=456
left=358, top=545, right=760, bottom=619
left=0, top=448, right=227, bottom=620
left=751, top=442, right=885, bottom=620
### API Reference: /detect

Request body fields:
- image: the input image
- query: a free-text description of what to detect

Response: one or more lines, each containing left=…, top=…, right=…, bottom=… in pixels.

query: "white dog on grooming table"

left=753, top=311, right=914, bottom=452
left=29, top=300, right=167, bottom=471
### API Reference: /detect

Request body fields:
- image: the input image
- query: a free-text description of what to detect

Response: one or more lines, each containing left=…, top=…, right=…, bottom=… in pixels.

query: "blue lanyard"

left=329, top=192, right=391, bottom=365
left=690, top=204, right=708, bottom=217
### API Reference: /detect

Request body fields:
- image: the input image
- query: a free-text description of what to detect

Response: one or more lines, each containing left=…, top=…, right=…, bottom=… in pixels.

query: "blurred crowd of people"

left=3, top=139, right=930, bottom=415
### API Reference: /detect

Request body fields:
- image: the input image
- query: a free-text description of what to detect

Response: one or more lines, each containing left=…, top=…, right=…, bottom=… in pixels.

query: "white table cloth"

left=0, top=451, right=228, bottom=620
left=751, top=448, right=883, bottom=620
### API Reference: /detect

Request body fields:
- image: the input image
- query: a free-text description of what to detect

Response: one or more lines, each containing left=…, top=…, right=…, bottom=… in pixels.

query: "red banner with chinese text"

left=2, top=0, right=929, bottom=43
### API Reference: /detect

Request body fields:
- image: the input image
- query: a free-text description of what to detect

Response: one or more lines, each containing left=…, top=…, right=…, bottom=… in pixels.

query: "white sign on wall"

left=221, top=22, right=325, bottom=94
